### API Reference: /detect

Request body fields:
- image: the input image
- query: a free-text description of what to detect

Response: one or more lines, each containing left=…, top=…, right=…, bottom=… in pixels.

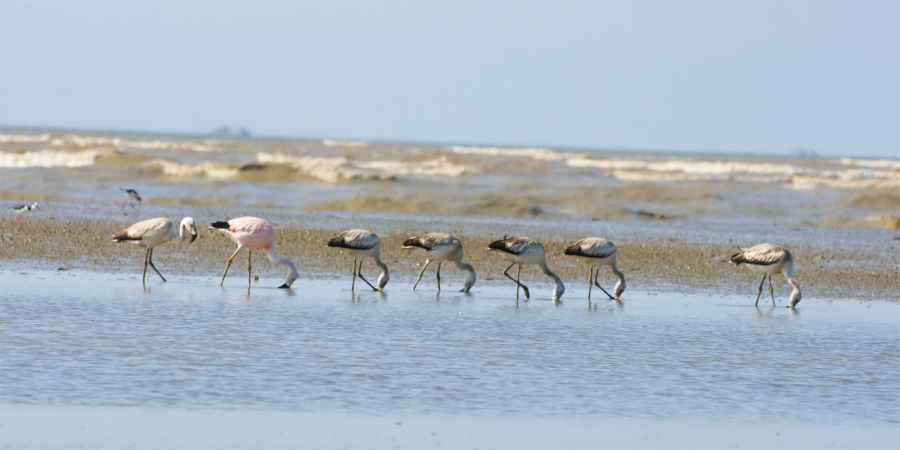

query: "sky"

left=1, top=1, right=898, bottom=158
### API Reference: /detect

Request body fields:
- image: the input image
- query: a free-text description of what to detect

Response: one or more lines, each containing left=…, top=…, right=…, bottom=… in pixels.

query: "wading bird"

left=730, top=243, right=802, bottom=308
left=11, top=202, right=38, bottom=222
left=328, top=229, right=389, bottom=291
left=112, top=217, right=197, bottom=286
left=488, top=236, right=564, bottom=301
left=402, top=233, right=476, bottom=292
left=564, top=238, right=625, bottom=300
left=209, top=217, right=299, bottom=290
left=119, top=188, right=141, bottom=210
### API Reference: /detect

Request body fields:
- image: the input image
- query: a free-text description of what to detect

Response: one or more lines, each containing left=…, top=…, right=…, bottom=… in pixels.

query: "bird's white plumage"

left=731, top=243, right=802, bottom=308
left=402, top=232, right=476, bottom=292
left=112, top=217, right=197, bottom=286
left=329, top=229, right=389, bottom=290
left=564, top=237, right=625, bottom=300
left=488, top=236, right=564, bottom=300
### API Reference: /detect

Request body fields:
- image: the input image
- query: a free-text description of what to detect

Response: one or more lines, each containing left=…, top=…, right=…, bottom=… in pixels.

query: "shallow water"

left=1, top=270, right=898, bottom=426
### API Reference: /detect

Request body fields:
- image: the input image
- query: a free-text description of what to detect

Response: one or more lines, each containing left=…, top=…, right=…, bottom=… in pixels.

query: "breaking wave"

left=0, top=149, right=116, bottom=168
left=256, top=152, right=475, bottom=182
left=143, top=160, right=241, bottom=179
left=322, top=139, right=369, bottom=148
left=0, top=134, right=51, bottom=144
left=450, top=146, right=567, bottom=161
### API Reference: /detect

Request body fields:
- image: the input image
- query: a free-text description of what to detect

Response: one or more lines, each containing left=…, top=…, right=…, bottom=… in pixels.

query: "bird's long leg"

left=142, top=248, right=150, bottom=287
left=755, top=275, right=766, bottom=307
left=768, top=275, right=775, bottom=306
left=436, top=262, right=442, bottom=292
left=356, top=258, right=378, bottom=291
left=351, top=258, right=357, bottom=291
left=587, top=266, right=593, bottom=301
left=147, top=248, right=166, bottom=282
left=247, top=249, right=252, bottom=289
left=593, top=267, right=614, bottom=299
left=502, top=263, right=530, bottom=300
left=413, top=260, right=431, bottom=291
left=220, top=246, right=242, bottom=286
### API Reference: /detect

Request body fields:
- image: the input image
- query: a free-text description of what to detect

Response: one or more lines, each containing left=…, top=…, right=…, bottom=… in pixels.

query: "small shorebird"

left=112, top=217, right=198, bottom=286
left=119, top=188, right=142, bottom=210
left=564, top=238, right=625, bottom=301
left=328, top=229, right=390, bottom=291
left=209, top=217, right=299, bottom=290
left=402, top=233, right=476, bottom=292
left=488, top=237, right=565, bottom=301
left=730, top=243, right=802, bottom=308
left=11, top=202, right=38, bottom=222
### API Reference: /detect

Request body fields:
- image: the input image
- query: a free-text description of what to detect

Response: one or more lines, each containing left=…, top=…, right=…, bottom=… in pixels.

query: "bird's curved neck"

left=612, top=263, right=625, bottom=284
left=374, top=254, right=389, bottom=274
left=787, top=277, right=800, bottom=294
left=455, top=260, right=476, bottom=275
left=540, top=261, right=562, bottom=286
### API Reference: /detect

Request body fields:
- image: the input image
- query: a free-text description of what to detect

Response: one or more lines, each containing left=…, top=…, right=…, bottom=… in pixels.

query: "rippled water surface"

left=2, top=270, right=898, bottom=425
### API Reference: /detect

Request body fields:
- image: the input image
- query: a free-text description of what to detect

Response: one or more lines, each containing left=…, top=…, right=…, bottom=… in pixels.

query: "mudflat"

left=2, top=201, right=897, bottom=301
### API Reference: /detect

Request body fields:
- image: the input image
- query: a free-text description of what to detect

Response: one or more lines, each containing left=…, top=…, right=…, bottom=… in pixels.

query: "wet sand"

left=1, top=201, right=897, bottom=301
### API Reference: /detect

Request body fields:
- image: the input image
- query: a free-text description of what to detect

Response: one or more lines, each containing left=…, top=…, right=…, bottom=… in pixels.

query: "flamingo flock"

left=10, top=194, right=801, bottom=307
left=102, top=210, right=802, bottom=308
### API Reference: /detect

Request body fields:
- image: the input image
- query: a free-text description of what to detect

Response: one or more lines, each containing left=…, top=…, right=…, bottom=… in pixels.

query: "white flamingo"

left=209, top=216, right=299, bottom=289
left=488, top=236, right=565, bottom=301
left=730, top=243, right=802, bottom=308
left=402, top=233, right=476, bottom=292
left=564, top=238, right=625, bottom=301
left=328, top=229, right=390, bottom=291
left=112, top=217, right=197, bottom=286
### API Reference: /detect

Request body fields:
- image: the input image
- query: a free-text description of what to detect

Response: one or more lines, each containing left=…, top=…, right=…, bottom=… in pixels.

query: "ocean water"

left=2, top=270, right=897, bottom=426
left=1, top=128, right=898, bottom=227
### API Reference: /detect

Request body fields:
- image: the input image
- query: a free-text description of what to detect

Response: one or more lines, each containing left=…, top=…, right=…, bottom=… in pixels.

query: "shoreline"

left=2, top=404, right=898, bottom=450
left=2, top=201, right=897, bottom=301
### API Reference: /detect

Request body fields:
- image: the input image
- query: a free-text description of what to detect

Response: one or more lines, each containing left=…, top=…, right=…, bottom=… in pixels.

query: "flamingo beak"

left=190, top=226, right=198, bottom=243
left=278, top=281, right=294, bottom=289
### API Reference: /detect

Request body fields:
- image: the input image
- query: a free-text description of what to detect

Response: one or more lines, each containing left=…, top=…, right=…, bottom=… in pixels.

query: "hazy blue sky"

left=1, top=1, right=897, bottom=157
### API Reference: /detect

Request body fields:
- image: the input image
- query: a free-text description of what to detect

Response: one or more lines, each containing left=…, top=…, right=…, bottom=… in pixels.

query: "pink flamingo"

left=209, top=216, right=299, bottom=289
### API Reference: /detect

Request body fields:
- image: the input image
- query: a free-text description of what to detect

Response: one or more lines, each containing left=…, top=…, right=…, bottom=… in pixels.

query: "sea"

left=1, top=127, right=897, bottom=228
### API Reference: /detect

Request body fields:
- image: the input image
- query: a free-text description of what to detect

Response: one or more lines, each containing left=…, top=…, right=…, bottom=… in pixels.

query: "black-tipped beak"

left=190, top=227, right=198, bottom=243
left=278, top=282, right=293, bottom=289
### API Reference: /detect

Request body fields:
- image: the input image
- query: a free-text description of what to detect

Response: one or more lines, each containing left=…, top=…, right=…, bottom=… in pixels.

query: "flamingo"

left=327, top=229, right=390, bottom=291
left=402, top=233, right=476, bottom=292
left=209, top=217, right=299, bottom=289
left=488, top=237, right=565, bottom=301
left=11, top=202, right=38, bottom=222
left=564, top=238, right=625, bottom=300
left=119, top=188, right=141, bottom=210
left=111, top=217, right=197, bottom=286
left=730, top=243, right=802, bottom=308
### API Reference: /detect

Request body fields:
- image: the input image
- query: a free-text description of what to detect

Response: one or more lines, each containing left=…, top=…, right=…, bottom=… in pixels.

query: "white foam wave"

left=255, top=152, right=475, bottom=182
left=838, top=158, right=900, bottom=171
left=143, top=160, right=240, bottom=179
left=568, top=157, right=797, bottom=176
left=450, top=146, right=566, bottom=161
left=322, top=139, right=369, bottom=148
left=355, top=158, right=475, bottom=178
left=0, top=134, right=52, bottom=144
left=46, top=134, right=227, bottom=152
left=0, top=149, right=113, bottom=168
left=256, top=153, right=353, bottom=183
left=564, top=155, right=899, bottom=188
